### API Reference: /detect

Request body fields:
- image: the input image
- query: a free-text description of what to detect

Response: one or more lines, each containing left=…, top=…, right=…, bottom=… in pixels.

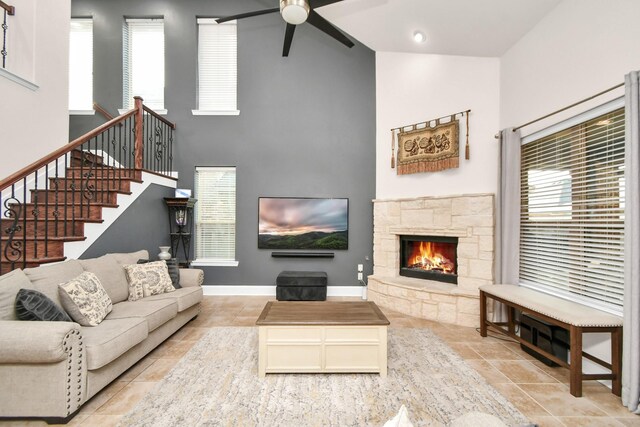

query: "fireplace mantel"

left=388, top=227, right=467, bottom=237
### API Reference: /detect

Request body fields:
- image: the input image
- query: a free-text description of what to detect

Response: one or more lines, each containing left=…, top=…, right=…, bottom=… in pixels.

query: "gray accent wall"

left=80, top=184, right=175, bottom=259
left=70, top=0, right=376, bottom=286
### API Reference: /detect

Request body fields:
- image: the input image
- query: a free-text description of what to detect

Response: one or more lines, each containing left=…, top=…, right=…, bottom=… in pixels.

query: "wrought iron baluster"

left=2, top=10, right=7, bottom=69
left=3, top=183, right=23, bottom=271
left=44, top=165, right=49, bottom=258
left=53, top=160, right=60, bottom=238
left=32, top=171, right=38, bottom=260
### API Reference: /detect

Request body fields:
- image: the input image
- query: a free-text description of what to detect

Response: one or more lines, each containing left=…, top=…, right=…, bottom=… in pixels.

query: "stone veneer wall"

left=367, top=194, right=495, bottom=327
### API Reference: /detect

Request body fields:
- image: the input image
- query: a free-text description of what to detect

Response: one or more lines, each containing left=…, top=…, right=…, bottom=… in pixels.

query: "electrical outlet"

left=357, top=272, right=363, bottom=281
left=357, top=264, right=363, bottom=272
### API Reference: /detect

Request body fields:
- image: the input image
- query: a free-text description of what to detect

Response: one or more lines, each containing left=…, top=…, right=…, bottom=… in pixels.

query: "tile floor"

left=2, top=296, right=638, bottom=427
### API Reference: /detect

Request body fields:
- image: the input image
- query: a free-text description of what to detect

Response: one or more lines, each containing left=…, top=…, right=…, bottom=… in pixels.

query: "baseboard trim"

left=202, top=285, right=366, bottom=298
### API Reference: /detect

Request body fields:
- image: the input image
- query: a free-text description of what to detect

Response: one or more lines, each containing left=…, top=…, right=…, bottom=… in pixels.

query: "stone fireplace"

left=367, top=194, right=495, bottom=327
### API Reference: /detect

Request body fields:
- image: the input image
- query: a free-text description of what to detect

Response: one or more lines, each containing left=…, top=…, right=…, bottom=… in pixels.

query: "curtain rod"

left=391, top=109, right=470, bottom=133
left=494, top=82, right=624, bottom=138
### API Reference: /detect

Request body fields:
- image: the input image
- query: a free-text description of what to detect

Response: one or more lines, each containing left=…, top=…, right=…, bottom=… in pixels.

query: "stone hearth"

left=367, top=194, right=495, bottom=327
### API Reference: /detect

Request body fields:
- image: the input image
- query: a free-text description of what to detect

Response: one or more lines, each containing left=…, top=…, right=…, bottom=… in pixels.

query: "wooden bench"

left=479, top=284, right=623, bottom=398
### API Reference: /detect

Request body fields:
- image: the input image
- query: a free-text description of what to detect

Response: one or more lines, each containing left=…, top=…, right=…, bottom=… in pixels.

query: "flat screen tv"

left=258, top=197, right=348, bottom=250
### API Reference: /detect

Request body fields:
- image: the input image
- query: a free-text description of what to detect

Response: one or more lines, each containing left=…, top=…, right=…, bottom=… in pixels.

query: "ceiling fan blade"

left=282, top=24, right=296, bottom=57
left=216, top=7, right=279, bottom=24
left=306, top=10, right=354, bottom=49
left=310, top=0, right=343, bottom=8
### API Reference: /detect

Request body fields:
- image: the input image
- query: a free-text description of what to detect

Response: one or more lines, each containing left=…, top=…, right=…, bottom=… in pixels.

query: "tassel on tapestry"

left=391, top=109, right=470, bottom=175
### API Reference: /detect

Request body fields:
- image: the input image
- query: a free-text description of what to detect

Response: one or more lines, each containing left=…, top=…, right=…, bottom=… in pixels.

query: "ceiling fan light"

left=280, top=0, right=310, bottom=25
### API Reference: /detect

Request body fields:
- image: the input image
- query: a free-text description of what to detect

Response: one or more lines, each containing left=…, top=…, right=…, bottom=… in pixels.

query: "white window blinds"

left=123, top=19, right=165, bottom=110
left=196, top=18, right=238, bottom=113
left=520, top=107, right=625, bottom=315
left=69, top=18, right=93, bottom=111
left=194, top=167, right=237, bottom=262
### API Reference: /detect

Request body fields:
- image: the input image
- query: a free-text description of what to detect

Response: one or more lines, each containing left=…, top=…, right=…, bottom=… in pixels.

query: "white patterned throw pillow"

left=58, top=272, right=113, bottom=326
left=123, top=261, right=175, bottom=300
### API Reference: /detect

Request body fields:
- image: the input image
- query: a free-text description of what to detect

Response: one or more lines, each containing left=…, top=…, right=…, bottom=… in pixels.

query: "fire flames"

left=407, top=241, right=455, bottom=273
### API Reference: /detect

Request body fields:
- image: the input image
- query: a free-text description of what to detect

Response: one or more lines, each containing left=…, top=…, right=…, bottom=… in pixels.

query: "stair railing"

left=0, top=0, right=15, bottom=69
left=0, top=96, right=176, bottom=274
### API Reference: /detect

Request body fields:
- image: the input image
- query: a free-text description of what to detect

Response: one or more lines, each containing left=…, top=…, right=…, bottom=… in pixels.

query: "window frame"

left=191, top=166, right=239, bottom=267
left=121, top=17, right=167, bottom=115
left=518, top=97, right=626, bottom=316
left=69, top=17, right=95, bottom=115
left=191, top=18, right=239, bottom=116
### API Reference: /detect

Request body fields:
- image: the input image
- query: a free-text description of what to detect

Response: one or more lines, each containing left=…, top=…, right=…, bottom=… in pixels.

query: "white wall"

left=0, top=0, right=71, bottom=179
left=499, top=0, right=640, bottom=378
left=500, top=0, right=640, bottom=134
left=376, top=52, right=500, bottom=199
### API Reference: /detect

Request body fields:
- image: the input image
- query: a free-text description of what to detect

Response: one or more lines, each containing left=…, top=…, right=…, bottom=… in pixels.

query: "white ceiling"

left=316, top=0, right=562, bottom=57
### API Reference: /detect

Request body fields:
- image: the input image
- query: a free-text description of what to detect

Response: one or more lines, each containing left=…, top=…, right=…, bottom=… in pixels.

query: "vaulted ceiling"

left=317, top=0, right=561, bottom=56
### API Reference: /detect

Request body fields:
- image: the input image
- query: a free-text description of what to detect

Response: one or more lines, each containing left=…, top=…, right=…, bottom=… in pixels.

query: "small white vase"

left=158, top=246, right=172, bottom=260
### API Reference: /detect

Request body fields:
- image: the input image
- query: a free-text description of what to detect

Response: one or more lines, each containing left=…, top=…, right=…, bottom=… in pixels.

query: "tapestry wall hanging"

left=391, top=110, right=470, bottom=175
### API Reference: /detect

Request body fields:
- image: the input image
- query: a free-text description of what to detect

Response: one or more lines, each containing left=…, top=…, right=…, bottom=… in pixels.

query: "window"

left=192, top=18, right=238, bottom=115
left=193, top=167, right=237, bottom=266
left=520, top=105, right=625, bottom=315
left=69, top=18, right=93, bottom=113
left=123, top=18, right=165, bottom=112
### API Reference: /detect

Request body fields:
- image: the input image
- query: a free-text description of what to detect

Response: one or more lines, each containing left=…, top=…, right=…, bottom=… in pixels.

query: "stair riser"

left=1, top=219, right=84, bottom=237
left=0, top=239, right=64, bottom=261
left=9, top=204, right=103, bottom=220
left=65, top=170, right=141, bottom=180
left=49, top=178, right=132, bottom=193
left=30, top=190, right=119, bottom=205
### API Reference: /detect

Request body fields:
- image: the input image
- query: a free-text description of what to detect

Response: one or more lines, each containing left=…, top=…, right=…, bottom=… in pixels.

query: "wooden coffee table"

left=256, top=301, right=390, bottom=377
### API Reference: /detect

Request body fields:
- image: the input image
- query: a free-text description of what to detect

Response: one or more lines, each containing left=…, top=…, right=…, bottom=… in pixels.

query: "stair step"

left=70, top=150, right=105, bottom=167
left=49, top=177, right=135, bottom=193
left=0, top=218, right=86, bottom=237
left=0, top=237, right=86, bottom=263
left=8, top=203, right=109, bottom=220
left=65, top=168, right=142, bottom=180
left=30, top=189, right=125, bottom=205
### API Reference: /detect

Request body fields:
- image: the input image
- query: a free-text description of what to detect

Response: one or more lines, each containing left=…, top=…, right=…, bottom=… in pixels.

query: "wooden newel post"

left=134, top=96, right=144, bottom=170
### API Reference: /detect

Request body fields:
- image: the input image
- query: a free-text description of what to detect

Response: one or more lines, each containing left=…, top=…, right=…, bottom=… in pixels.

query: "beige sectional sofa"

left=0, top=250, right=203, bottom=422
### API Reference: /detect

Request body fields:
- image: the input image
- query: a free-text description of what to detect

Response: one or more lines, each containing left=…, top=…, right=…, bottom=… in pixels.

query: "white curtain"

left=622, top=70, right=640, bottom=413
left=493, top=128, right=521, bottom=320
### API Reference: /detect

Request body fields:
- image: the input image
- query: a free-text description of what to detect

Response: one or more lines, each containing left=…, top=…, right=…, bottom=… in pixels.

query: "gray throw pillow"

left=15, top=289, right=73, bottom=322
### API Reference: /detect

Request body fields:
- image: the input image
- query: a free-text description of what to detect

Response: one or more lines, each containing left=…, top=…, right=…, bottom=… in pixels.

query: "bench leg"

left=479, top=291, right=487, bottom=337
left=611, top=326, right=622, bottom=396
left=570, top=325, right=583, bottom=397
left=507, top=306, right=516, bottom=335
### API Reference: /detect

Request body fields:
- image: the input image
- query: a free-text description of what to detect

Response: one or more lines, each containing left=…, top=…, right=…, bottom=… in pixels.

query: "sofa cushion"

left=82, top=318, right=148, bottom=370
left=109, top=250, right=149, bottom=266
left=0, top=269, right=32, bottom=320
left=105, top=299, right=178, bottom=332
left=59, top=272, right=113, bottom=326
left=142, top=286, right=203, bottom=312
left=79, top=255, right=130, bottom=304
left=15, top=289, right=73, bottom=322
left=123, top=262, right=175, bottom=300
left=24, top=260, right=84, bottom=307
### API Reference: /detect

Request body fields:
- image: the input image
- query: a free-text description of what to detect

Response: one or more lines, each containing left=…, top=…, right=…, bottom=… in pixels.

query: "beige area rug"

left=119, top=327, right=530, bottom=427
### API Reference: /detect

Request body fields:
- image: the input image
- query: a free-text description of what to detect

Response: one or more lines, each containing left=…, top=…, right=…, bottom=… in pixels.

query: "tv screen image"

left=258, top=197, right=348, bottom=250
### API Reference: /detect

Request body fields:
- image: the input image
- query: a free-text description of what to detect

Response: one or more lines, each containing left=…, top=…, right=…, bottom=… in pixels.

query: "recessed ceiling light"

left=413, top=31, right=426, bottom=43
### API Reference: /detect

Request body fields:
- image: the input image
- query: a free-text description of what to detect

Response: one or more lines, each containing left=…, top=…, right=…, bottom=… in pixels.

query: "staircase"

left=0, top=97, right=176, bottom=275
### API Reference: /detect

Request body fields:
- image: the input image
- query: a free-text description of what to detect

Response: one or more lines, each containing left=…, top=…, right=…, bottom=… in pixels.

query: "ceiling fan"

left=216, top=0, right=354, bottom=57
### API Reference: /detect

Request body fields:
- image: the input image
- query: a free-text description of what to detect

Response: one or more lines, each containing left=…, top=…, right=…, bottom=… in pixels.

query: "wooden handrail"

left=143, top=105, right=176, bottom=129
left=0, top=110, right=135, bottom=192
left=93, top=102, right=116, bottom=121
left=0, top=1, right=14, bottom=15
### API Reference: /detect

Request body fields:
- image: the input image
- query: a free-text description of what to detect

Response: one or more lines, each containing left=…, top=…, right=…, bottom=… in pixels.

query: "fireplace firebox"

left=399, top=235, right=458, bottom=284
